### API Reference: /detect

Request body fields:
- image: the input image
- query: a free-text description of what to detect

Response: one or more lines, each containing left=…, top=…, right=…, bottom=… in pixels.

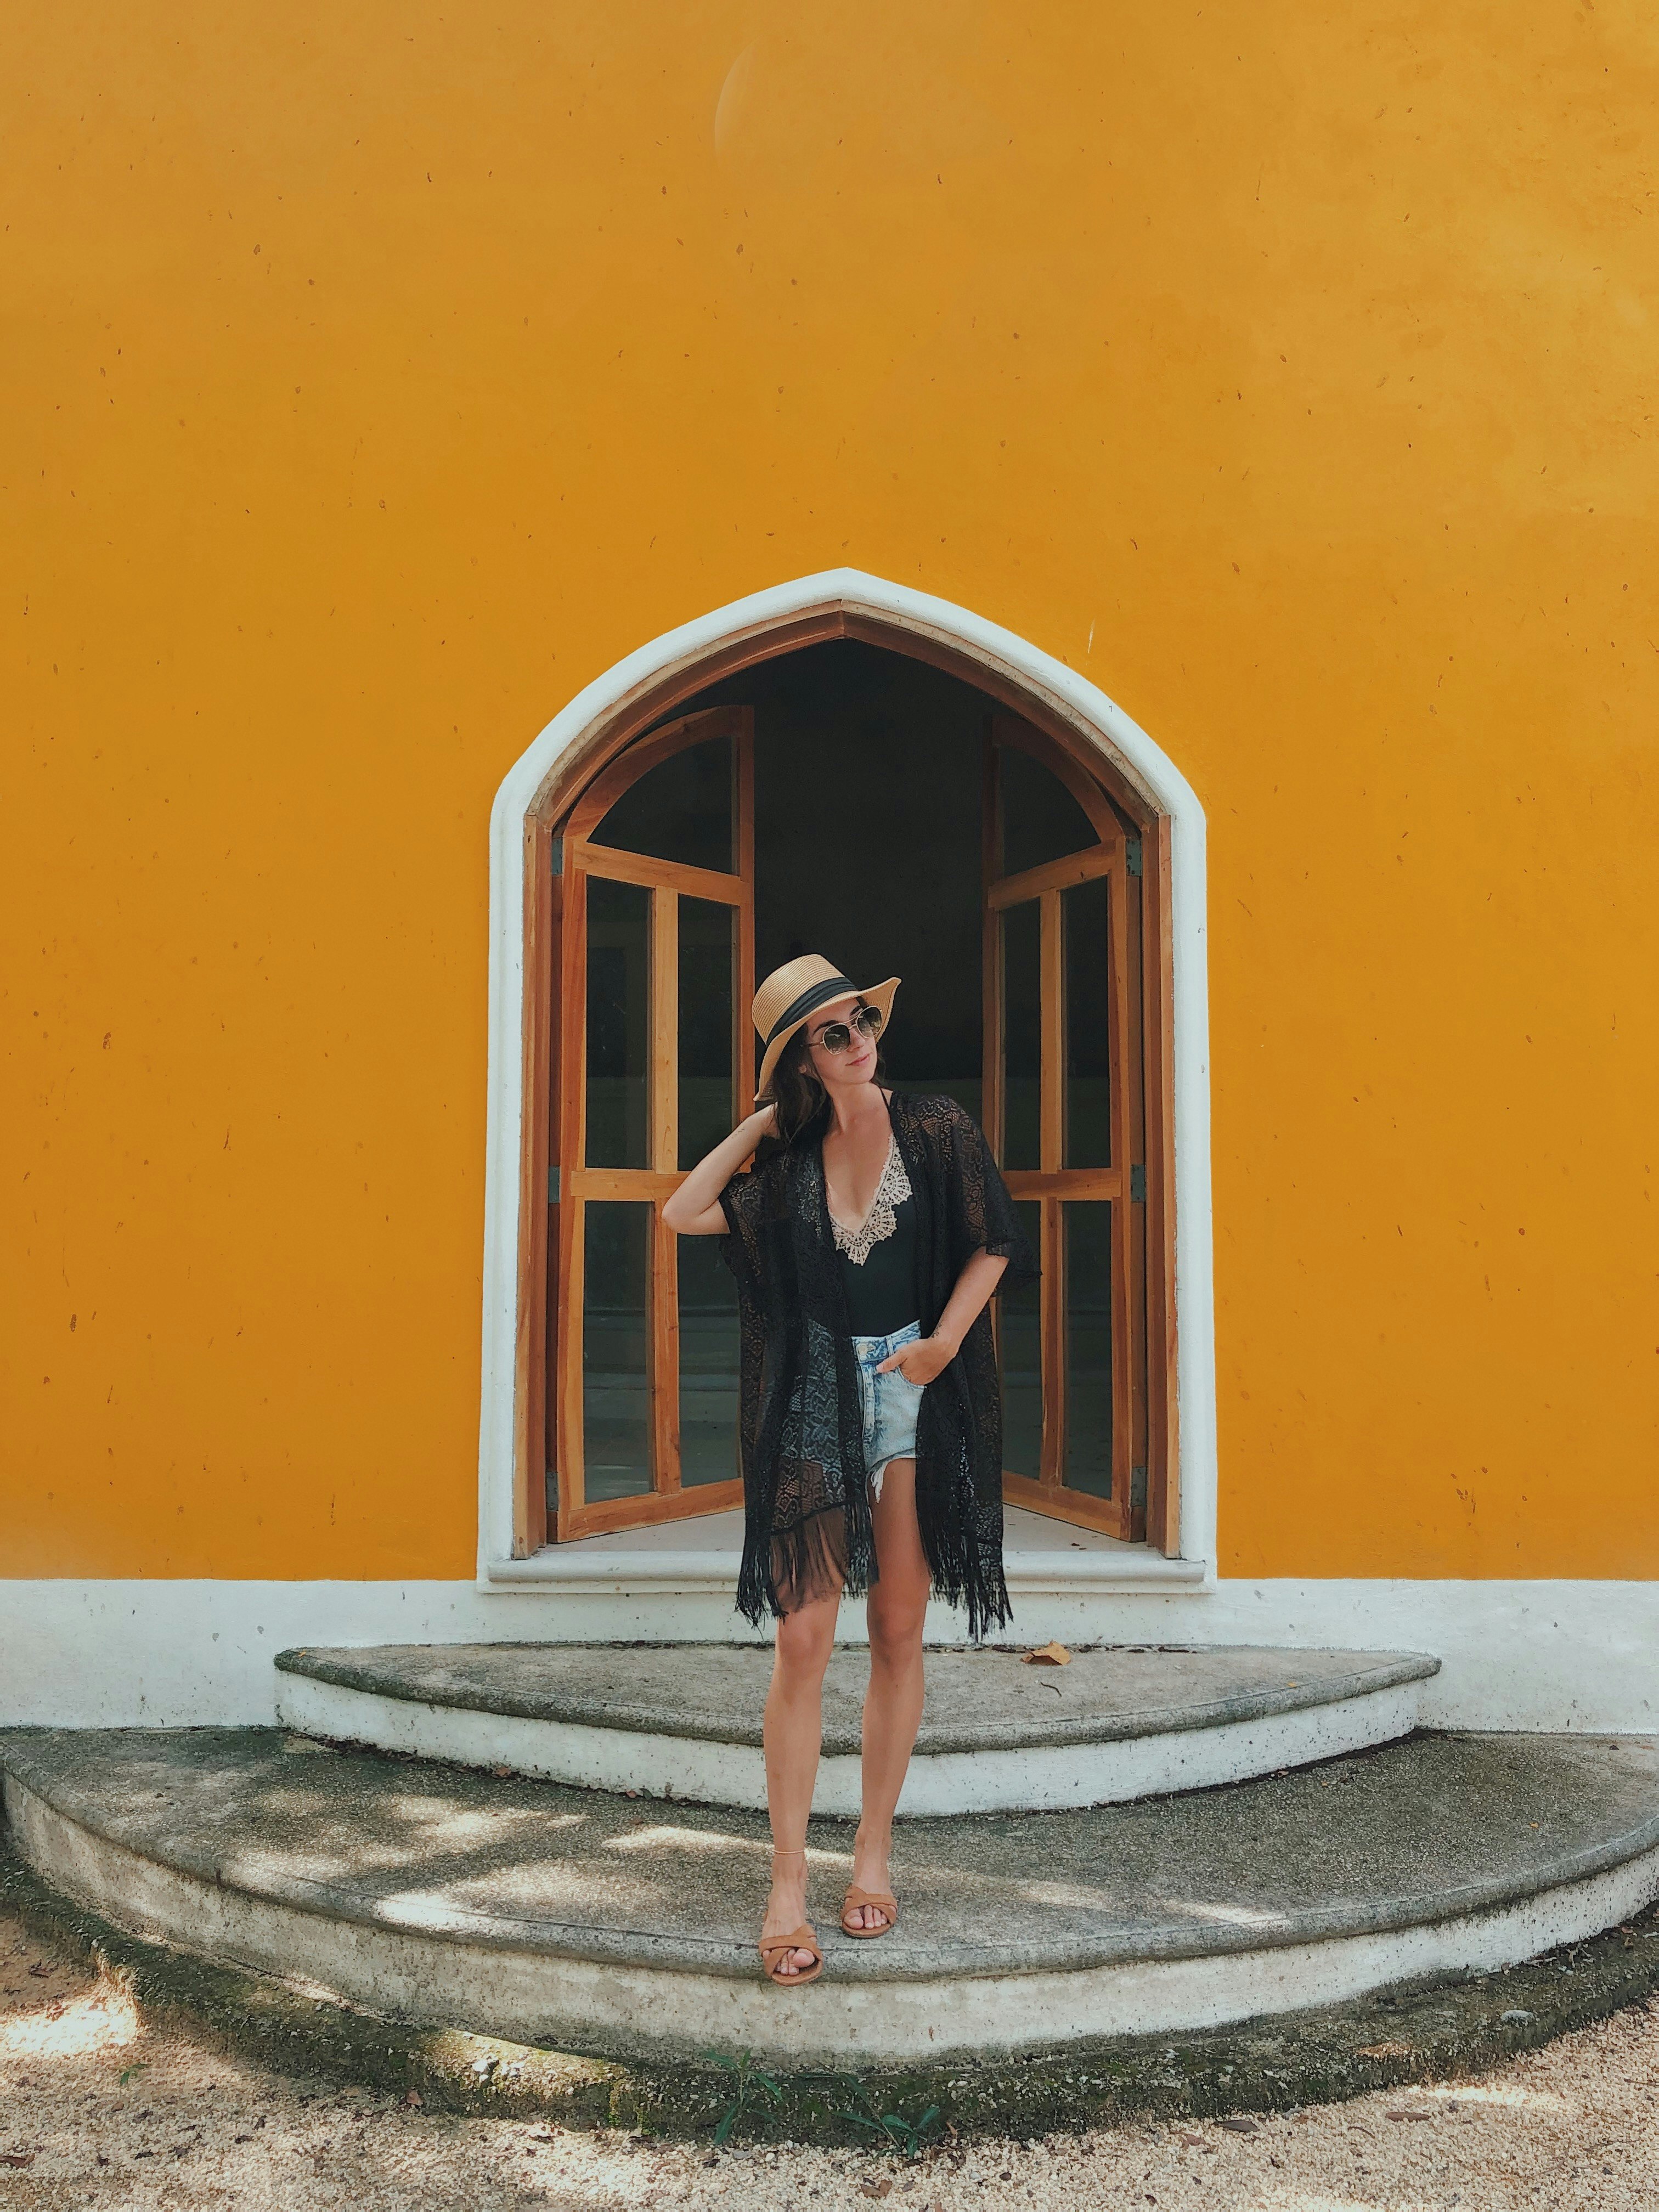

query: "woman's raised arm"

left=661, top=1103, right=778, bottom=1235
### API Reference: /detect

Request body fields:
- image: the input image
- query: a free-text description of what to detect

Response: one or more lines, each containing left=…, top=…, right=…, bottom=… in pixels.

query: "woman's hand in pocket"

left=876, top=1333, right=957, bottom=1386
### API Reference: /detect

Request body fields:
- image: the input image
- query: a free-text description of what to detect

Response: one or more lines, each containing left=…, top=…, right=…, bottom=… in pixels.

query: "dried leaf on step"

left=1020, top=1640, right=1072, bottom=1666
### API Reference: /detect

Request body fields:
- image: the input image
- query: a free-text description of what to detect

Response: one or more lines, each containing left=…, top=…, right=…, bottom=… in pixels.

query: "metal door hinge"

left=1130, top=1163, right=1147, bottom=1203
left=1131, top=1465, right=1148, bottom=1509
left=1125, top=836, right=1143, bottom=877
left=550, top=835, right=564, bottom=877
left=548, top=1166, right=561, bottom=1203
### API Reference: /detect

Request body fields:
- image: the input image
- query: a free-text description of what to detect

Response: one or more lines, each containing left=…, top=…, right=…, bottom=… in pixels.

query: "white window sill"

left=480, top=1506, right=1211, bottom=1597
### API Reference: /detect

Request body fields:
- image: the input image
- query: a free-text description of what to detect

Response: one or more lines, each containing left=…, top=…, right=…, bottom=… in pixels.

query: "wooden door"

left=546, top=706, right=755, bottom=1540
left=984, top=715, right=1148, bottom=1541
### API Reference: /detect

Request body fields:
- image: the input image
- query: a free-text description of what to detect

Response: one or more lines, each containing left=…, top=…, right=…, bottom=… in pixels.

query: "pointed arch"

left=478, top=571, right=1215, bottom=1582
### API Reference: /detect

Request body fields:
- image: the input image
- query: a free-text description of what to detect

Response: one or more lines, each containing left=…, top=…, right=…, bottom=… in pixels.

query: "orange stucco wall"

left=5, top=3, right=1656, bottom=1581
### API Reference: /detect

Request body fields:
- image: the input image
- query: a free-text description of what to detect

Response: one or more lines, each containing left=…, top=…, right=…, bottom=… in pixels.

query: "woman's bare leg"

left=761, top=1590, right=839, bottom=1976
left=850, top=1459, right=930, bottom=1929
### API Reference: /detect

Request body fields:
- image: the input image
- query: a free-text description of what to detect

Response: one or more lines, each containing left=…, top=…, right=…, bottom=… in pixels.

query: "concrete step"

left=272, top=1642, right=1442, bottom=1814
left=5, top=1726, right=1656, bottom=2071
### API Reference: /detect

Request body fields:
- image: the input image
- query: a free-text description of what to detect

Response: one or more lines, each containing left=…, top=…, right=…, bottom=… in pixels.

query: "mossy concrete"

left=6, top=1725, right=1659, bottom=2070
left=5, top=1834, right=1658, bottom=2145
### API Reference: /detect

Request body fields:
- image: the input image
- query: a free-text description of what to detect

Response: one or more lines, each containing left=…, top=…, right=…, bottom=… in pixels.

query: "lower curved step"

left=273, top=1643, right=1442, bottom=1814
left=4, top=1728, right=1657, bottom=2070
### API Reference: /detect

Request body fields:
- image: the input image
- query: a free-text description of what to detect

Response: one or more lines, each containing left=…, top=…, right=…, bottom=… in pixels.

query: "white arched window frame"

left=476, top=571, right=1216, bottom=1582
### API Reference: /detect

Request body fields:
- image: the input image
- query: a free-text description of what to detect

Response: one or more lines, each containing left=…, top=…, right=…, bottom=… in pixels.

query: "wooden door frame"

left=487, top=574, right=1203, bottom=1574
left=541, top=705, right=754, bottom=1544
left=984, top=714, right=1141, bottom=1542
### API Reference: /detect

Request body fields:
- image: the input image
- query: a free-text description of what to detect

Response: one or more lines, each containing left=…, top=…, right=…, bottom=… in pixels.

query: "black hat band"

left=765, top=974, right=859, bottom=1045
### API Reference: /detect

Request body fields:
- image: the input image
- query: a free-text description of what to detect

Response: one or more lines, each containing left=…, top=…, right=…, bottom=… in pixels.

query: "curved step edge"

left=272, top=1670, right=1430, bottom=1815
left=9, top=1769, right=1658, bottom=2072
left=272, top=1646, right=1442, bottom=1754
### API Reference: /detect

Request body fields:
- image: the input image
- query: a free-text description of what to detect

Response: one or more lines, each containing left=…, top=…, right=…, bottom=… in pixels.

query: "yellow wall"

left=5, top=2, right=1656, bottom=1581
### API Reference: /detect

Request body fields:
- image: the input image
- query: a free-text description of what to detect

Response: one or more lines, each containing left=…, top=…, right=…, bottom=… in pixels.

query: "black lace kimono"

left=718, top=1091, right=1037, bottom=1637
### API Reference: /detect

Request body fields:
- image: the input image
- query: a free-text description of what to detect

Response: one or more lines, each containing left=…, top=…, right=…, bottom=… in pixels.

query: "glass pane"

left=585, top=876, right=649, bottom=1169
left=1000, top=1200, right=1043, bottom=1480
left=1063, top=873, right=1112, bottom=1167
left=1001, top=901, right=1041, bottom=1171
left=1063, top=1201, right=1113, bottom=1498
left=592, top=733, right=733, bottom=873
left=679, top=897, right=735, bottom=1170
left=582, top=1201, right=652, bottom=1501
left=1001, top=742, right=1098, bottom=877
left=678, top=1234, right=740, bottom=1486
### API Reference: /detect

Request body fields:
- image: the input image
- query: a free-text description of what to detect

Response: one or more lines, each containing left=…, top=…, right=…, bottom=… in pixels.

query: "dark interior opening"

left=675, top=639, right=993, bottom=1113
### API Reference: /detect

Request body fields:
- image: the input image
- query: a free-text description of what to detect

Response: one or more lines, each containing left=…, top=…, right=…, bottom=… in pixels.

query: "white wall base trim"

left=481, top=1542, right=1207, bottom=1596
left=3, top=1577, right=1655, bottom=1733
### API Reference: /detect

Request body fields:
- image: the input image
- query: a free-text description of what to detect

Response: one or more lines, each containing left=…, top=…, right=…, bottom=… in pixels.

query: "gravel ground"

left=3, top=1906, right=1656, bottom=2210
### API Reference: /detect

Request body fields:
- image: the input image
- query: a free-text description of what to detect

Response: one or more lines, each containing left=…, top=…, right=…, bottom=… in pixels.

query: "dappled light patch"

left=1421, top=2080, right=1574, bottom=2113
left=602, top=1825, right=766, bottom=1857
left=0, top=1982, right=140, bottom=2058
left=1164, top=1897, right=1296, bottom=1929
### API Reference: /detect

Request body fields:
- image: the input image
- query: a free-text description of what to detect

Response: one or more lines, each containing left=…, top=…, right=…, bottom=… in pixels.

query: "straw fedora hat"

left=753, top=953, right=900, bottom=1098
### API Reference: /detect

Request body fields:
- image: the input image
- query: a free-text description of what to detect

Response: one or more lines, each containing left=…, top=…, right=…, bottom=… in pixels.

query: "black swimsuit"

left=837, top=1187, right=921, bottom=1335
left=830, top=1101, right=922, bottom=1336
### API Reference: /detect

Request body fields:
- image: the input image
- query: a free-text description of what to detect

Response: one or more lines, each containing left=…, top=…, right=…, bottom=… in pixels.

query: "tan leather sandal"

left=758, top=1925, right=823, bottom=1986
left=840, top=1885, right=898, bottom=1939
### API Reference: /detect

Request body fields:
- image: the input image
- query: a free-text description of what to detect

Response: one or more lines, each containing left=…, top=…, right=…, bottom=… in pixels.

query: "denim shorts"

left=850, top=1320, right=926, bottom=1502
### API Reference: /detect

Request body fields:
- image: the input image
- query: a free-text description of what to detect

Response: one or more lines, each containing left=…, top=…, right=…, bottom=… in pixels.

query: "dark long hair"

left=759, top=1015, right=889, bottom=1152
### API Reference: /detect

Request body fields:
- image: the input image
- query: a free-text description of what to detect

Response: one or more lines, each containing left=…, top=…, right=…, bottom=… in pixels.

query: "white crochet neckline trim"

left=830, top=1136, right=912, bottom=1266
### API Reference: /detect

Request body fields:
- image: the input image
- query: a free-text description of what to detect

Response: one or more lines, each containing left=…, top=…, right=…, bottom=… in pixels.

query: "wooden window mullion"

left=515, top=814, right=556, bottom=1558
left=1040, top=1195, right=1065, bottom=1488
left=1037, top=889, right=1065, bottom=1492
left=1107, top=861, right=1135, bottom=1530
left=1143, top=815, right=1179, bottom=1553
left=557, top=1197, right=587, bottom=1532
left=649, top=887, right=680, bottom=1496
left=1039, top=888, right=1063, bottom=1173
left=650, top=1206, right=681, bottom=1496
left=651, top=889, right=678, bottom=1174
left=1122, top=862, right=1149, bottom=1539
left=538, top=856, right=565, bottom=1551
left=988, top=846, right=1117, bottom=909
left=553, top=864, right=590, bottom=1539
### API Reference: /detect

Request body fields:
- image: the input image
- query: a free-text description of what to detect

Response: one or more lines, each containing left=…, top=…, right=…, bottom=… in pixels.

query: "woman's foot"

left=760, top=1847, right=817, bottom=1979
left=844, top=1825, right=895, bottom=1932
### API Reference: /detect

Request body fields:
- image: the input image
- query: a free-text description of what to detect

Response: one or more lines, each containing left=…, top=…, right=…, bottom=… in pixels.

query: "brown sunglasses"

left=808, top=1005, right=884, bottom=1055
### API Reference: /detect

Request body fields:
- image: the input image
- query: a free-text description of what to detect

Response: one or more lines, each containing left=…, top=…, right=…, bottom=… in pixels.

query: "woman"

left=663, top=953, right=1036, bottom=1988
